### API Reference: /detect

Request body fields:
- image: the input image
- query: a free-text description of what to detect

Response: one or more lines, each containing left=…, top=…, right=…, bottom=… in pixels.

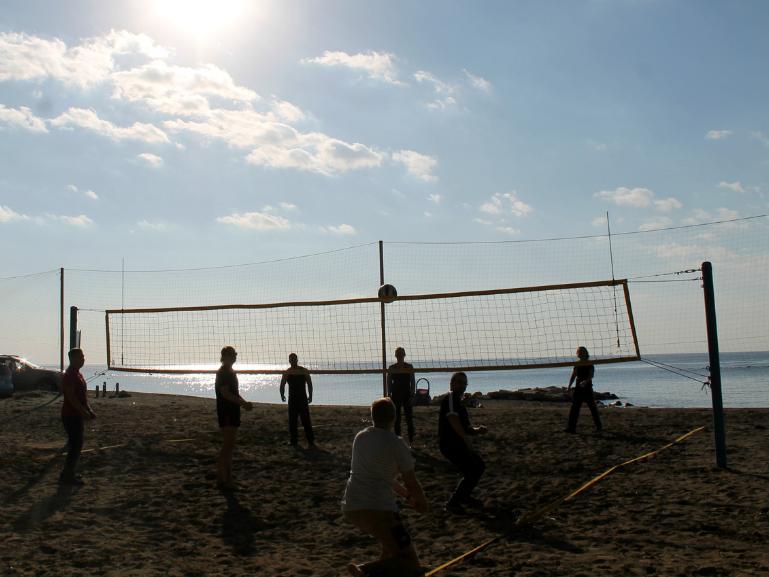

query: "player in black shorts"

left=215, top=346, right=252, bottom=490
left=280, top=353, right=315, bottom=447
left=439, top=372, right=488, bottom=512
left=565, top=346, right=602, bottom=433
left=387, top=347, right=416, bottom=444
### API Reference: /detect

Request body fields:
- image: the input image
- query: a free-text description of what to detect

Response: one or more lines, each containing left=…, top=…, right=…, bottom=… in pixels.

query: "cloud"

left=111, top=60, right=257, bottom=116
left=50, top=107, right=169, bottom=143
left=428, top=193, right=443, bottom=204
left=0, top=104, right=47, bottom=132
left=64, top=184, right=98, bottom=200
left=392, top=150, right=438, bottom=182
left=216, top=211, right=292, bottom=231
left=718, top=181, right=744, bottom=193
left=137, top=219, right=168, bottom=231
left=463, top=69, right=491, bottom=92
left=246, top=138, right=383, bottom=175
left=0, top=205, right=31, bottom=223
left=594, top=186, right=654, bottom=208
left=0, top=30, right=168, bottom=88
left=752, top=131, right=769, bottom=147
left=270, top=99, right=305, bottom=123
left=638, top=217, right=673, bottom=231
left=279, top=202, right=298, bottom=211
left=653, top=197, right=683, bottom=212
left=414, top=70, right=457, bottom=109
left=320, top=223, right=357, bottom=235
left=495, top=226, right=520, bottom=235
left=302, top=50, right=401, bottom=84
left=682, top=208, right=740, bottom=225
left=591, top=215, right=607, bottom=227
left=705, top=130, right=732, bottom=140
left=137, top=152, right=164, bottom=167
left=480, top=192, right=532, bottom=217
left=47, top=213, right=94, bottom=227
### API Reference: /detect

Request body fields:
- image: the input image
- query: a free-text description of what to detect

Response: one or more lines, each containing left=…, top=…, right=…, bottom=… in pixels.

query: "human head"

left=68, top=348, right=85, bottom=369
left=289, top=353, right=298, bottom=367
left=576, top=346, right=590, bottom=360
left=394, top=347, right=405, bottom=361
left=371, top=397, right=396, bottom=429
left=450, top=371, right=468, bottom=394
left=221, top=346, right=237, bottom=365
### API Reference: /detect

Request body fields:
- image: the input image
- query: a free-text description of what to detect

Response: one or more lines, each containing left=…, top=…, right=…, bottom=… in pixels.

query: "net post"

left=379, top=240, right=387, bottom=397
left=69, top=307, right=78, bottom=351
left=702, top=261, right=727, bottom=468
left=621, top=281, right=641, bottom=359
left=60, top=267, right=64, bottom=372
left=105, top=311, right=112, bottom=369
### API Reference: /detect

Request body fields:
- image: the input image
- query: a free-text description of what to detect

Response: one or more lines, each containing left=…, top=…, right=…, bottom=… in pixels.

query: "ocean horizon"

left=76, top=351, right=769, bottom=409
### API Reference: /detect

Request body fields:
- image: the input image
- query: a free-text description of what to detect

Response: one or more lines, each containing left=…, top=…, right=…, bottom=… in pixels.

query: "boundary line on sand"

left=424, top=425, right=705, bottom=577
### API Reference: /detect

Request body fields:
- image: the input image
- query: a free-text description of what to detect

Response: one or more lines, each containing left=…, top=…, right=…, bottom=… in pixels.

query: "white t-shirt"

left=341, top=426, right=415, bottom=512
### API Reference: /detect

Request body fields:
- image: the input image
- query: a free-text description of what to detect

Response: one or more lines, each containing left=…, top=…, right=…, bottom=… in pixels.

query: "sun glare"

left=152, top=0, right=250, bottom=40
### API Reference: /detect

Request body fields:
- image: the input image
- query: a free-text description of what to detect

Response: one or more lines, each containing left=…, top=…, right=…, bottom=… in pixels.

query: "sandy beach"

left=2, top=390, right=768, bottom=577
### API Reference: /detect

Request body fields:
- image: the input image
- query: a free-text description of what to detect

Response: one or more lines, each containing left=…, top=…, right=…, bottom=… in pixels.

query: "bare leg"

left=217, top=426, right=237, bottom=486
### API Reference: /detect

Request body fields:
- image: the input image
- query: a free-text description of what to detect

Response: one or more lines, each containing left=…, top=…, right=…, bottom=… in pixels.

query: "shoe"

left=346, top=563, right=365, bottom=576
left=461, top=495, right=484, bottom=509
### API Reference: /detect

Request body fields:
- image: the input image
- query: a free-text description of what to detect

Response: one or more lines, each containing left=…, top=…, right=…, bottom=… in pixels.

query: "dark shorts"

left=217, top=407, right=241, bottom=428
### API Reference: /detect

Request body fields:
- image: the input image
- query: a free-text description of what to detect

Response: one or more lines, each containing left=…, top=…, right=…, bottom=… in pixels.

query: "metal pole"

left=379, top=241, right=387, bottom=397
left=702, top=261, right=727, bottom=468
left=60, top=267, right=64, bottom=372
left=69, top=306, right=78, bottom=351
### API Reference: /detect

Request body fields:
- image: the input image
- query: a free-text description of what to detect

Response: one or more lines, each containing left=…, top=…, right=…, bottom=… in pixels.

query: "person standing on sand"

left=387, top=347, right=416, bottom=445
left=565, top=346, right=602, bottom=433
left=439, top=372, right=488, bottom=513
left=59, top=348, right=96, bottom=485
left=342, top=397, right=428, bottom=577
left=216, top=346, right=252, bottom=491
left=279, top=353, right=315, bottom=447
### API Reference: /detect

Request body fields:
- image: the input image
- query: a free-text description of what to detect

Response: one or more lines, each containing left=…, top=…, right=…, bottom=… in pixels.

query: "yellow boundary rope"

left=424, top=425, right=705, bottom=577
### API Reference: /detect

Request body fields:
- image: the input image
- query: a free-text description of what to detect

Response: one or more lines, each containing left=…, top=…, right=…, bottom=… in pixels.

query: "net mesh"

left=105, top=280, right=638, bottom=373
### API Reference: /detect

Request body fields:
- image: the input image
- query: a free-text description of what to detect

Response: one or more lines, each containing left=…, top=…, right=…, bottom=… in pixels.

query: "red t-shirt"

left=61, top=367, right=87, bottom=418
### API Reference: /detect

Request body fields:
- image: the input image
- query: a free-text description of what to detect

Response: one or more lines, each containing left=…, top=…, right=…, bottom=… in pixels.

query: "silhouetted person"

left=342, top=397, right=428, bottom=577
left=387, top=347, right=416, bottom=445
left=59, top=348, right=95, bottom=485
left=566, top=346, right=602, bottom=433
left=280, top=353, right=315, bottom=447
left=216, top=346, right=252, bottom=491
left=439, top=372, right=487, bottom=512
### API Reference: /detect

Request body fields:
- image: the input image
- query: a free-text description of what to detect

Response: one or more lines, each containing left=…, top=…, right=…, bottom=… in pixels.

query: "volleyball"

left=378, top=283, right=398, bottom=303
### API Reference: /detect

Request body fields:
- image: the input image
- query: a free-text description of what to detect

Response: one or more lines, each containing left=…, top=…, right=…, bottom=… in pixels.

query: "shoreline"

left=2, top=392, right=768, bottom=576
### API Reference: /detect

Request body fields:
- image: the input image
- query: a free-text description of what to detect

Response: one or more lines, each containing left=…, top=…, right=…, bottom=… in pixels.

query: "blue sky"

left=1, top=0, right=768, bottom=274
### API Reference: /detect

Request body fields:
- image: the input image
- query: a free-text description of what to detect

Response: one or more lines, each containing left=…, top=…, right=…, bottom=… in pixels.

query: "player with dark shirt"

left=565, top=346, right=602, bottom=433
left=438, top=372, right=487, bottom=512
left=59, top=348, right=95, bottom=485
left=215, top=346, right=252, bottom=491
left=280, top=353, right=315, bottom=447
left=387, top=347, right=416, bottom=444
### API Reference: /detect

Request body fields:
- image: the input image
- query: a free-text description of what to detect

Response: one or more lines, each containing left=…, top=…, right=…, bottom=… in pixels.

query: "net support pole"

left=379, top=240, right=387, bottom=396
left=701, top=261, right=727, bottom=468
left=69, top=306, right=78, bottom=351
left=60, top=267, right=64, bottom=372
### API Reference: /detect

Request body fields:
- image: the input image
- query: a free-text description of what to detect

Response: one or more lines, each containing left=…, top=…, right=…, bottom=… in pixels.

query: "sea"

left=79, top=352, right=769, bottom=409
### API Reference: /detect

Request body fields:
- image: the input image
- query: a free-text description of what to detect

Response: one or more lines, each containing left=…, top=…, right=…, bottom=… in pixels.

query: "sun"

left=152, top=0, right=250, bottom=40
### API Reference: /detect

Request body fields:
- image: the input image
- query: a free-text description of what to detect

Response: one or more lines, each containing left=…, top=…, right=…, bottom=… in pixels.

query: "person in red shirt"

left=59, top=348, right=95, bottom=485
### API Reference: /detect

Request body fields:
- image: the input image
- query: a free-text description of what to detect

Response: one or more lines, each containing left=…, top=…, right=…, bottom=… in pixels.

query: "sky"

left=1, top=0, right=768, bottom=276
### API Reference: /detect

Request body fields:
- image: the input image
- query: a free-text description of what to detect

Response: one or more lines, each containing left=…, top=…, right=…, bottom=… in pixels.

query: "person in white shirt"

left=341, top=397, right=428, bottom=577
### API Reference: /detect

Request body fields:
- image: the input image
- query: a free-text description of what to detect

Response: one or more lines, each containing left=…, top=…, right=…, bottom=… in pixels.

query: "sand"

left=1, top=390, right=768, bottom=577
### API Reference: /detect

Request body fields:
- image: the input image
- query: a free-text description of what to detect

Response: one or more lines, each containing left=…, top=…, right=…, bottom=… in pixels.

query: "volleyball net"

left=105, top=279, right=639, bottom=374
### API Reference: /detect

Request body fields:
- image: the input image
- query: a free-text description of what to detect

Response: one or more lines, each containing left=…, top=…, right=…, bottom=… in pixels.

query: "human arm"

left=409, top=367, right=416, bottom=397
left=567, top=367, right=577, bottom=390
left=386, top=370, right=393, bottom=397
left=216, top=379, right=250, bottom=408
left=306, top=372, right=313, bottom=404
left=279, top=373, right=287, bottom=402
left=400, top=470, right=428, bottom=513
